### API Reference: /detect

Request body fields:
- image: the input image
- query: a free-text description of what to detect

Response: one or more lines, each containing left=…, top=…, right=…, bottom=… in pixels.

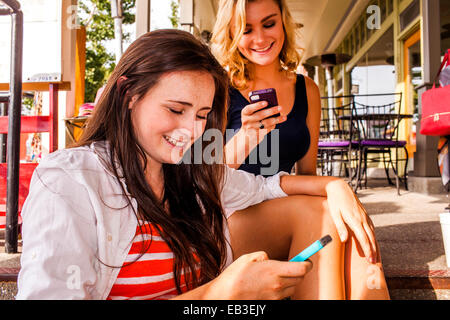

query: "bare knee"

left=304, top=197, right=341, bottom=245
left=287, top=196, right=343, bottom=253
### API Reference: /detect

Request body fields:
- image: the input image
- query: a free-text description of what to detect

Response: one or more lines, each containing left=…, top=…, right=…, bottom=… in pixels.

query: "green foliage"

left=22, top=96, right=34, bottom=115
left=170, top=0, right=180, bottom=29
left=78, top=0, right=135, bottom=103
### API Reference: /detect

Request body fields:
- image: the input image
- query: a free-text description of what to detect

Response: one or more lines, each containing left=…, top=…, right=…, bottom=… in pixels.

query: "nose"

left=178, top=114, right=204, bottom=143
left=253, top=27, right=266, bottom=45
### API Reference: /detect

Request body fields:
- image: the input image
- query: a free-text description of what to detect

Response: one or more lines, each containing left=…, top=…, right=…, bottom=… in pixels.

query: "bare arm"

left=279, top=173, right=340, bottom=197
left=279, top=173, right=377, bottom=263
left=295, top=76, right=321, bottom=176
left=172, top=252, right=312, bottom=300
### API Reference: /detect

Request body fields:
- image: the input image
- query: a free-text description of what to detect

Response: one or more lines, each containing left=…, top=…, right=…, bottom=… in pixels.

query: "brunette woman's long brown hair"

left=75, top=29, right=230, bottom=293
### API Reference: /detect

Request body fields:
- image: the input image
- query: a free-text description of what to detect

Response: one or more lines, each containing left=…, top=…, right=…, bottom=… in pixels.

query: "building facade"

left=309, top=0, right=448, bottom=194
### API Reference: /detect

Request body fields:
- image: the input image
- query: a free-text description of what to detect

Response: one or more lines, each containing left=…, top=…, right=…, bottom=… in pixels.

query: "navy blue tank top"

left=225, top=74, right=310, bottom=177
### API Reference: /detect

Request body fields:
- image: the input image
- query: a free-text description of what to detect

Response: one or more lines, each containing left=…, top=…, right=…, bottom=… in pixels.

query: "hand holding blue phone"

left=289, top=235, right=332, bottom=262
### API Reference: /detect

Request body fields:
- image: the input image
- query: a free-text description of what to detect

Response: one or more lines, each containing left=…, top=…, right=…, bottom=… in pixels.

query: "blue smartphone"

left=248, top=88, right=280, bottom=119
left=289, top=235, right=332, bottom=262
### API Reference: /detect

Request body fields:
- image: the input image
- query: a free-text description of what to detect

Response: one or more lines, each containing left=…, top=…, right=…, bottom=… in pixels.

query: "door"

left=403, top=29, right=421, bottom=157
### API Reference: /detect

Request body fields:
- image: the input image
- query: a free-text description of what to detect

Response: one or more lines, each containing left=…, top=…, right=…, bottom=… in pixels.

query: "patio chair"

left=352, top=93, right=409, bottom=195
left=317, top=98, right=360, bottom=190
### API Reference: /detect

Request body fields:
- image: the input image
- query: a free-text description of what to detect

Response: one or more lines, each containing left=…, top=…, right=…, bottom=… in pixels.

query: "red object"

left=0, top=163, right=35, bottom=229
left=420, top=49, right=450, bottom=136
left=0, top=84, right=59, bottom=230
left=78, top=102, right=94, bottom=116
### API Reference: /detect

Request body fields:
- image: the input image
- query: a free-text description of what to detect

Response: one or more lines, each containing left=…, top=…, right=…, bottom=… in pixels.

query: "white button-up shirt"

left=16, top=141, right=288, bottom=300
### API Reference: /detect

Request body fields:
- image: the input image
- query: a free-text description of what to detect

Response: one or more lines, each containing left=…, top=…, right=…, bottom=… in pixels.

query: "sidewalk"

left=355, top=179, right=450, bottom=300
left=1, top=179, right=449, bottom=300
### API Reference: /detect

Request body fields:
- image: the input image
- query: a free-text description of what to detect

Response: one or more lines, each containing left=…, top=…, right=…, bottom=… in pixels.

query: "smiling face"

left=130, top=70, right=215, bottom=171
left=233, top=0, right=285, bottom=67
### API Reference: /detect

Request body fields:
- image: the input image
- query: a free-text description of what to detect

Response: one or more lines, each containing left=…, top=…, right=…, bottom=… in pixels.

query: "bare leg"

left=344, top=229, right=390, bottom=299
left=227, top=195, right=390, bottom=300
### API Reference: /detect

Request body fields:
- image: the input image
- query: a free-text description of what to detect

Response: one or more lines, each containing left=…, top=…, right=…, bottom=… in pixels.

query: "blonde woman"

left=211, top=0, right=390, bottom=299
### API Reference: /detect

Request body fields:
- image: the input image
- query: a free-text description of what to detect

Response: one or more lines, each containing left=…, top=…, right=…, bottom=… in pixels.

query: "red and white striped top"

left=107, top=221, right=195, bottom=300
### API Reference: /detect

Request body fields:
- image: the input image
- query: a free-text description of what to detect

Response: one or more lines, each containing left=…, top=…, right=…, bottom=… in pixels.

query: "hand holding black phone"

left=248, top=88, right=281, bottom=119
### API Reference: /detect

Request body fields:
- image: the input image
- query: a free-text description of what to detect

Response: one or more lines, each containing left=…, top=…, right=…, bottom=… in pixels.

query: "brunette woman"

left=16, top=29, right=314, bottom=300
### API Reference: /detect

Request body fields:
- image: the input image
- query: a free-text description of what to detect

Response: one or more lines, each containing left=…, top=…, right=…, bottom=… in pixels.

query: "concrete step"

left=385, top=269, right=450, bottom=299
left=389, top=289, right=450, bottom=300
left=2, top=280, right=449, bottom=300
left=2, top=265, right=450, bottom=300
left=0, top=281, right=16, bottom=300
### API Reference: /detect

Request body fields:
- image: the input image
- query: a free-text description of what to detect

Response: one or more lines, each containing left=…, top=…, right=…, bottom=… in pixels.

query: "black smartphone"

left=248, top=88, right=280, bottom=119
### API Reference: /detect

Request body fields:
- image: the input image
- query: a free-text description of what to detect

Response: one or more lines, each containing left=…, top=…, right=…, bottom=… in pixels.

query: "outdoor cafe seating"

left=318, top=93, right=412, bottom=195
left=317, top=98, right=359, bottom=189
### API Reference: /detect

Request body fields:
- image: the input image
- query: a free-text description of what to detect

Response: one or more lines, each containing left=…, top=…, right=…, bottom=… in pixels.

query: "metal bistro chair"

left=353, top=93, right=409, bottom=195
left=318, top=97, right=360, bottom=190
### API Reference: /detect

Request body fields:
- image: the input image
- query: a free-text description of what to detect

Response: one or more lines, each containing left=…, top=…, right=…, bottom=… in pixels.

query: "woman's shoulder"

left=295, top=74, right=320, bottom=110
left=37, top=143, right=99, bottom=171
left=34, top=141, right=115, bottom=183
left=32, top=141, right=123, bottom=198
left=300, top=74, right=320, bottom=95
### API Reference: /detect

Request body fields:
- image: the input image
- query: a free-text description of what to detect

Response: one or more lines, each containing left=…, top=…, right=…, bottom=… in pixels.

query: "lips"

left=251, top=42, right=274, bottom=54
left=163, top=135, right=187, bottom=148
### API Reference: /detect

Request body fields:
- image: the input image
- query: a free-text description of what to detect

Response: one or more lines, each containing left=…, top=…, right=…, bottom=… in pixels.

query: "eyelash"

left=169, top=108, right=208, bottom=120
left=169, top=108, right=183, bottom=115
left=243, top=22, right=276, bottom=34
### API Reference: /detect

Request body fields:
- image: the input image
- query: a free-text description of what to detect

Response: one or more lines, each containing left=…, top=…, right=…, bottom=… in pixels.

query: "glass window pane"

left=400, top=0, right=420, bottom=31
left=360, top=17, right=366, bottom=43
left=355, top=28, right=360, bottom=51
left=380, top=0, right=387, bottom=21
left=388, top=0, right=393, bottom=15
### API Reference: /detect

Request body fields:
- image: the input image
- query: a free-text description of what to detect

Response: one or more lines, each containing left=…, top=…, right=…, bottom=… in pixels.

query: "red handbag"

left=420, top=49, right=450, bottom=136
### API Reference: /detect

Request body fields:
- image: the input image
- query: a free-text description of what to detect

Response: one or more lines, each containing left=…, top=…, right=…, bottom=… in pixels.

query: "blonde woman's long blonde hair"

left=211, top=0, right=302, bottom=90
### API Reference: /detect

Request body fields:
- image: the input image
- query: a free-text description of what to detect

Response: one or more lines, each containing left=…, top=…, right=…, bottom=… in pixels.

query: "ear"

left=117, top=75, right=128, bottom=85
left=128, top=95, right=138, bottom=110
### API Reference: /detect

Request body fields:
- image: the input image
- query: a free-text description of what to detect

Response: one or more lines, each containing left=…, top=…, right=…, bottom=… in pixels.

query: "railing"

left=0, top=0, right=23, bottom=253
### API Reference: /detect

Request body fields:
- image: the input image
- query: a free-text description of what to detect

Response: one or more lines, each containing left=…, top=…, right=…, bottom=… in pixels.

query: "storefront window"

left=387, top=0, right=393, bottom=15
left=441, top=0, right=450, bottom=57
left=355, top=28, right=360, bottom=52
left=380, top=0, right=387, bottom=21
left=403, top=30, right=421, bottom=148
left=360, top=17, right=366, bottom=44
left=400, top=0, right=420, bottom=31
left=344, top=38, right=350, bottom=55
left=351, top=26, right=395, bottom=105
left=408, top=42, right=421, bottom=116
left=350, top=32, right=355, bottom=56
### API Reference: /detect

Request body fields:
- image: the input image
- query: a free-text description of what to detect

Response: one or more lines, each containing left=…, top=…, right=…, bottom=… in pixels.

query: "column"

left=409, top=0, right=442, bottom=193
left=180, top=0, right=194, bottom=33
left=136, top=0, right=151, bottom=39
